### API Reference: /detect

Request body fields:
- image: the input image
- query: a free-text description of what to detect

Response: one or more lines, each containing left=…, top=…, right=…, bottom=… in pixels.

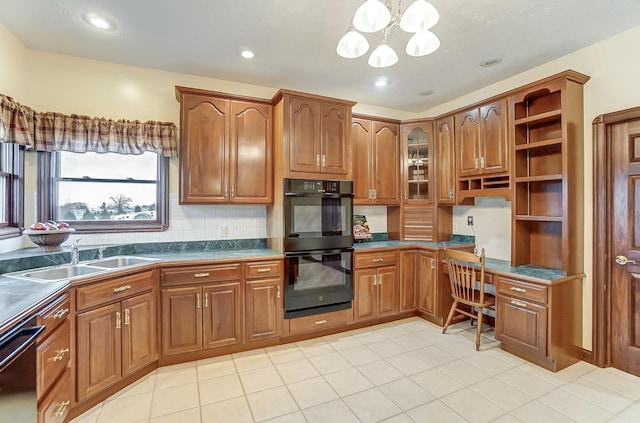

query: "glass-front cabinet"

left=401, top=121, right=434, bottom=204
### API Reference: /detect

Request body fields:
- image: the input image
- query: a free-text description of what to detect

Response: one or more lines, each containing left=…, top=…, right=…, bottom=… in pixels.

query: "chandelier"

left=337, top=0, right=440, bottom=68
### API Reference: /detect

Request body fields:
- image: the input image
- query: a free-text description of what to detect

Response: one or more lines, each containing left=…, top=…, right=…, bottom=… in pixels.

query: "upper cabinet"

left=176, top=87, right=273, bottom=205
left=435, top=117, right=456, bottom=205
left=352, top=115, right=400, bottom=205
left=273, top=90, right=356, bottom=180
left=401, top=121, right=433, bottom=204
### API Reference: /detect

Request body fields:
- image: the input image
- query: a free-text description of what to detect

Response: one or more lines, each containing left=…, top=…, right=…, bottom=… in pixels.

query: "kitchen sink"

left=20, top=265, right=105, bottom=281
left=91, top=256, right=158, bottom=268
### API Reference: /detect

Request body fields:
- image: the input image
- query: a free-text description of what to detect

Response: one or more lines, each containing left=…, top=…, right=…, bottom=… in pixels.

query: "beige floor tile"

left=288, top=376, right=338, bottom=409
left=352, top=330, right=388, bottom=344
left=539, top=387, right=614, bottom=422
left=324, top=334, right=362, bottom=351
left=617, top=402, right=640, bottom=422
left=582, top=368, right=640, bottom=401
left=324, top=367, right=374, bottom=396
left=378, top=377, right=435, bottom=411
left=560, top=378, right=633, bottom=413
left=263, top=411, right=307, bottom=423
left=376, top=325, right=410, bottom=339
left=385, top=351, right=432, bottom=376
left=149, top=407, right=201, bottom=423
left=465, top=350, right=519, bottom=375
left=199, top=373, right=245, bottom=405
left=155, top=363, right=197, bottom=390
left=338, top=344, right=381, bottom=366
left=357, top=359, right=405, bottom=386
left=308, top=351, right=352, bottom=375
left=491, top=414, right=525, bottom=423
left=196, top=355, right=237, bottom=381
left=97, top=391, right=152, bottom=423
left=106, top=372, right=156, bottom=402
left=366, top=338, right=407, bottom=358
left=470, top=377, right=533, bottom=411
left=406, top=399, right=467, bottom=423
left=441, top=387, right=506, bottom=423
left=233, top=349, right=273, bottom=372
left=412, top=345, right=457, bottom=367
left=379, top=413, right=414, bottom=423
left=511, top=400, right=577, bottom=423
left=391, top=333, right=431, bottom=351
left=394, top=318, right=435, bottom=333
left=296, top=340, right=335, bottom=358
left=266, top=343, right=305, bottom=364
left=69, top=402, right=103, bottom=423
left=343, top=388, right=402, bottom=423
left=411, top=368, right=465, bottom=398
left=246, top=386, right=299, bottom=422
left=483, top=348, right=526, bottom=367
left=275, top=358, right=320, bottom=384
left=436, top=338, right=477, bottom=358
left=239, top=366, right=284, bottom=394
left=302, top=398, right=360, bottom=423
left=201, top=396, right=254, bottom=423
left=519, top=362, right=572, bottom=385
left=438, top=360, right=491, bottom=385
left=150, top=382, right=199, bottom=418
left=496, top=367, right=559, bottom=398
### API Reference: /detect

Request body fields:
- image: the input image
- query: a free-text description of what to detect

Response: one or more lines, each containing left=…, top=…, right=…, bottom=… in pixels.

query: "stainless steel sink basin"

left=91, top=256, right=157, bottom=268
left=21, top=265, right=105, bottom=281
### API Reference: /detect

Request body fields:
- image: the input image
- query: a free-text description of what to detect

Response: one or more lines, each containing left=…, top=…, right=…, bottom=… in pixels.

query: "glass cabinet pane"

left=406, top=127, right=429, bottom=201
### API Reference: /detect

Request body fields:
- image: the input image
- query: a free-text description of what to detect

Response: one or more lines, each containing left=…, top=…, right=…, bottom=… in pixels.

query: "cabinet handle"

left=322, top=155, right=326, bottom=167
left=449, top=189, right=454, bottom=199
left=197, top=294, right=201, bottom=309
left=124, top=308, right=130, bottom=326
left=373, top=189, right=377, bottom=200
left=474, top=157, right=479, bottom=169
left=373, top=275, right=377, bottom=286
left=404, top=189, right=407, bottom=200
left=50, top=348, right=69, bottom=362
left=52, top=308, right=69, bottom=319
left=113, top=284, right=131, bottom=293
left=430, top=258, right=435, bottom=269
left=510, top=300, right=527, bottom=308
left=53, top=400, right=70, bottom=417
left=315, top=320, right=327, bottom=325
left=510, top=287, right=527, bottom=293
left=276, top=285, right=281, bottom=299
left=257, top=268, right=271, bottom=273
left=231, top=185, right=235, bottom=198
left=194, top=272, right=210, bottom=278
left=316, top=154, right=320, bottom=167
left=368, top=189, right=372, bottom=199
left=378, top=274, right=383, bottom=286
left=480, top=157, right=486, bottom=168
left=372, top=258, right=384, bottom=262
left=224, top=185, right=228, bottom=198
left=115, top=311, right=121, bottom=329
left=205, top=293, right=209, bottom=308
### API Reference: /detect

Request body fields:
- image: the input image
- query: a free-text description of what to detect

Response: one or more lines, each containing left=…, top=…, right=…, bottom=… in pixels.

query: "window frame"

left=0, top=142, right=24, bottom=240
left=37, top=151, right=169, bottom=233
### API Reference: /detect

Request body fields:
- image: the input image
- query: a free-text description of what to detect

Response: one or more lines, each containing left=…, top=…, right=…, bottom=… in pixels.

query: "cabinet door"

left=246, top=278, right=281, bottom=342
left=373, top=121, right=400, bottom=205
left=377, top=265, right=399, bottom=317
left=399, top=250, right=418, bottom=312
left=180, top=94, right=230, bottom=203
left=121, top=292, right=157, bottom=377
left=402, top=122, right=432, bottom=204
left=161, top=287, right=202, bottom=356
left=418, top=251, right=438, bottom=316
left=479, top=99, right=508, bottom=174
left=76, top=303, right=122, bottom=401
left=229, top=101, right=273, bottom=204
left=289, top=97, right=321, bottom=173
left=496, top=295, right=548, bottom=356
left=203, top=282, right=242, bottom=349
left=352, top=118, right=373, bottom=204
left=436, top=117, right=456, bottom=204
left=321, top=102, right=350, bottom=175
left=353, top=269, right=377, bottom=322
left=455, top=108, right=480, bottom=177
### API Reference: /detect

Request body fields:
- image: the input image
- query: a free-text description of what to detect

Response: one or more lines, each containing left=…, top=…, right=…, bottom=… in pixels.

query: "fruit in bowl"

left=25, top=221, right=75, bottom=251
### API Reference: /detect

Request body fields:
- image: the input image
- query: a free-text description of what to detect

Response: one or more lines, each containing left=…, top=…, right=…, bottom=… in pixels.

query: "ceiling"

left=1, top=0, right=639, bottom=112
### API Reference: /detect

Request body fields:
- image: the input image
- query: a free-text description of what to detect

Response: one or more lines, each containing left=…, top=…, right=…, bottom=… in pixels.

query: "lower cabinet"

left=418, top=250, right=438, bottom=317
left=38, top=369, right=71, bottom=423
left=75, top=271, right=157, bottom=402
left=353, top=251, right=399, bottom=322
left=245, top=261, right=283, bottom=342
left=399, top=250, right=418, bottom=312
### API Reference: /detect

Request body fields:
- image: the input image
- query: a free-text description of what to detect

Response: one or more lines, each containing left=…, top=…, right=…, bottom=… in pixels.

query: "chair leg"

left=442, top=301, right=457, bottom=334
left=475, top=307, right=483, bottom=351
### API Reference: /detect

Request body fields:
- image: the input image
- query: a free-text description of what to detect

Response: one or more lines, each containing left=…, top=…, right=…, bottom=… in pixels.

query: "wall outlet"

left=219, top=225, right=228, bottom=238
left=467, top=216, right=474, bottom=226
left=452, top=223, right=458, bottom=233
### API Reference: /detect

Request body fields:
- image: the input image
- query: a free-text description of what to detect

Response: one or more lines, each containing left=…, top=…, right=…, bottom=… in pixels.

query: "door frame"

left=592, top=105, right=640, bottom=368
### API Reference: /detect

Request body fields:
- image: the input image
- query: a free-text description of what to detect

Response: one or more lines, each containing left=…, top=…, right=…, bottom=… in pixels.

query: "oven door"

left=284, top=249, right=353, bottom=318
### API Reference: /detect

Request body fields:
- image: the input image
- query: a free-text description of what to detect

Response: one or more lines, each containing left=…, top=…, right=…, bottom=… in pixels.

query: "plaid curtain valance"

left=0, top=94, right=179, bottom=157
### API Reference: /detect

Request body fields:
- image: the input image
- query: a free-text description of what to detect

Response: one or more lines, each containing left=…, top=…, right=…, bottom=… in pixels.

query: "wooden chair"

left=442, top=248, right=495, bottom=351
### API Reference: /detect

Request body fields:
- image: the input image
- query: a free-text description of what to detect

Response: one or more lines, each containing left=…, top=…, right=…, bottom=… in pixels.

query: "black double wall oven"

left=283, top=178, right=354, bottom=318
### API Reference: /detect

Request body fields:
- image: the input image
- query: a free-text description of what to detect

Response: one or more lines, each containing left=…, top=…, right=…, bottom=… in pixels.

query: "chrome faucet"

left=71, top=238, right=82, bottom=265
left=98, top=246, right=105, bottom=260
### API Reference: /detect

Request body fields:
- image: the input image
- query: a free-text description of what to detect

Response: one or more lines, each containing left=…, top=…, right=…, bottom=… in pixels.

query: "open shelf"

left=514, top=109, right=562, bottom=126
left=515, top=215, right=563, bottom=222
left=515, top=138, right=562, bottom=150
left=515, top=174, right=562, bottom=183
left=513, top=220, right=563, bottom=269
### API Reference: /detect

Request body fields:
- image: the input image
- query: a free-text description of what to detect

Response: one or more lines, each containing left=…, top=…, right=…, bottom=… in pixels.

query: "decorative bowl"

left=24, top=228, right=76, bottom=251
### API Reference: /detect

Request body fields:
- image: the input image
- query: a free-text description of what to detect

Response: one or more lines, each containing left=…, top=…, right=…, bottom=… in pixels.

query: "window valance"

left=0, top=94, right=179, bottom=157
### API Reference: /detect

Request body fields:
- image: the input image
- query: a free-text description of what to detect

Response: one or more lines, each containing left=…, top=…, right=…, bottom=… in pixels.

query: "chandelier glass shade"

left=337, top=0, right=440, bottom=68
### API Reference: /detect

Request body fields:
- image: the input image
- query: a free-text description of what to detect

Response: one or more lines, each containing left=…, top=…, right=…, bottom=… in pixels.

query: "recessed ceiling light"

left=419, top=90, right=435, bottom=96
left=479, top=58, right=503, bottom=67
left=375, top=77, right=389, bottom=87
left=83, top=13, right=114, bottom=30
left=241, top=50, right=255, bottom=59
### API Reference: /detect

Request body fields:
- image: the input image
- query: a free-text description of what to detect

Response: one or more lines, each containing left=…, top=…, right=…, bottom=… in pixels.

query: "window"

left=0, top=142, right=24, bottom=239
left=38, top=151, right=168, bottom=233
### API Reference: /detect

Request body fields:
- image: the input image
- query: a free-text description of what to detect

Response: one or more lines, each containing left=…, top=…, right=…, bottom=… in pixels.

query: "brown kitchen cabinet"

left=418, top=250, right=438, bottom=317
left=352, top=115, right=401, bottom=205
left=399, top=250, right=418, bottom=312
left=353, top=251, right=399, bottom=322
left=38, top=369, right=71, bottom=423
left=401, top=120, right=433, bottom=204
left=160, top=264, right=243, bottom=356
left=273, top=90, right=355, bottom=180
left=75, top=271, right=157, bottom=402
left=245, top=260, right=283, bottom=342
left=176, top=86, right=273, bottom=204
left=435, top=116, right=456, bottom=205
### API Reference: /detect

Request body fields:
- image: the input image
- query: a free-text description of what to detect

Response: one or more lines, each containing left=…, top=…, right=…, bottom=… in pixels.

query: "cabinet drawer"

left=37, top=321, right=70, bottom=398
left=245, top=261, right=282, bottom=279
left=38, top=368, right=71, bottom=423
left=496, top=295, right=548, bottom=357
left=38, top=293, right=70, bottom=341
left=161, top=264, right=241, bottom=286
left=76, top=270, right=154, bottom=311
left=355, top=251, right=398, bottom=268
left=288, top=309, right=350, bottom=335
left=497, top=277, right=547, bottom=304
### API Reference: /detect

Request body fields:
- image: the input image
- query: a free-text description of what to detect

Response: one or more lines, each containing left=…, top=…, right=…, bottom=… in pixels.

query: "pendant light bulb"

left=353, top=0, right=391, bottom=33
left=337, top=29, right=370, bottom=58
left=400, top=0, right=440, bottom=32
left=406, top=30, right=440, bottom=56
left=368, top=41, right=398, bottom=68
